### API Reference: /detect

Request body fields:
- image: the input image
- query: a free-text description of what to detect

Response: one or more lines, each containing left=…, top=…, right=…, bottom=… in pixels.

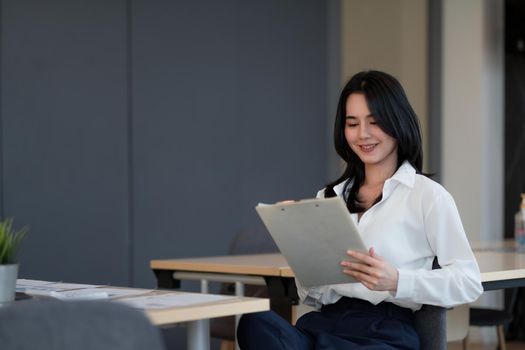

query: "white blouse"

left=297, top=161, right=483, bottom=311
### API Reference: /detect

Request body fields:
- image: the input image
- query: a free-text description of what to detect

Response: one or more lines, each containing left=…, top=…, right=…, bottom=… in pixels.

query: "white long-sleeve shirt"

left=297, top=161, right=483, bottom=311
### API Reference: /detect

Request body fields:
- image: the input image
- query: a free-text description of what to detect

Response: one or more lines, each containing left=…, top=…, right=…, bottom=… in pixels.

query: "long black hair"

left=325, top=70, right=423, bottom=212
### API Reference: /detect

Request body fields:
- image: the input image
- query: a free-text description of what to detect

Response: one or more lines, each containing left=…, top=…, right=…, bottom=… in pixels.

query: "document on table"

left=47, top=287, right=153, bottom=300
left=16, top=279, right=99, bottom=293
left=89, top=287, right=153, bottom=299
left=16, top=279, right=152, bottom=300
left=118, top=293, right=235, bottom=310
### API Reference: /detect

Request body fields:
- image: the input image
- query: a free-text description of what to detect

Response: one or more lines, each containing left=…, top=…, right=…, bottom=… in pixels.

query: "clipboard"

left=255, top=197, right=368, bottom=287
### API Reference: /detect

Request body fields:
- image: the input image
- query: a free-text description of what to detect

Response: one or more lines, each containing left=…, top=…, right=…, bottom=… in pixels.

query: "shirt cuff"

left=394, top=268, right=415, bottom=299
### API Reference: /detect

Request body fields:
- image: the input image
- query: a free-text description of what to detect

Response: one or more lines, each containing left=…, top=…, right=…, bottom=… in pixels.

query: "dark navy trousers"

left=237, top=297, right=419, bottom=350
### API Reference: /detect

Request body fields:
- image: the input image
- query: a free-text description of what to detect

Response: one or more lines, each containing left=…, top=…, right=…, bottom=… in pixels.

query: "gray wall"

left=1, top=0, right=330, bottom=288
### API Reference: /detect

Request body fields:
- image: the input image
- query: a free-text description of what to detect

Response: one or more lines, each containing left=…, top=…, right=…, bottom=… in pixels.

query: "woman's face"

left=344, top=93, right=398, bottom=169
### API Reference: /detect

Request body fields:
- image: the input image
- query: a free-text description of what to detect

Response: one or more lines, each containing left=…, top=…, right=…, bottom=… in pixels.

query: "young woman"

left=237, top=70, right=483, bottom=349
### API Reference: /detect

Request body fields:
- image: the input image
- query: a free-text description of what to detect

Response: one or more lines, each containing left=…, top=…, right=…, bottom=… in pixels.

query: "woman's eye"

left=346, top=123, right=358, bottom=128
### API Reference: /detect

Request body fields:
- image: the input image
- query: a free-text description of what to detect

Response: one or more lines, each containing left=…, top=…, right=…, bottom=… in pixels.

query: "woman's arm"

left=341, top=190, right=483, bottom=307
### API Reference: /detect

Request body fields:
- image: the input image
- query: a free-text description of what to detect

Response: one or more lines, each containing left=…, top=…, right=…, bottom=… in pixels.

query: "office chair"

left=409, top=257, right=449, bottom=350
left=0, top=300, right=166, bottom=350
left=413, top=304, right=447, bottom=349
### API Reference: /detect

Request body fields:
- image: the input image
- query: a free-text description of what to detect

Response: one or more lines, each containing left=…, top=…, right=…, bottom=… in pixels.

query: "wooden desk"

left=470, top=240, right=525, bottom=290
left=474, top=250, right=525, bottom=290
left=17, top=282, right=268, bottom=350
left=151, top=254, right=296, bottom=322
left=144, top=290, right=268, bottom=326
left=151, top=253, right=288, bottom=277
left=150, top=248, right=525, bottom=321
left=144, top=290, right=268, bottom=350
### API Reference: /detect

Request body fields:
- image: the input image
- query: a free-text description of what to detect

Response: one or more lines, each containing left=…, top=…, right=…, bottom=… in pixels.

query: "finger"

left=340, top=260, right=369, bottom=268
left=342, top=261, right=377, bottom=276
left=369, top=247, right=375, bottom=257
left=347, top=250, right=379, bottom=266
left=342, top=269, right=379, bottom=287
left=368, top=247, right=385, bottom=261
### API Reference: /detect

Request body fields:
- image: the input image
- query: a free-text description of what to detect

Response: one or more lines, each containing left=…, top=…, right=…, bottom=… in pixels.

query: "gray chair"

left=0, top=300, right=166, bottom=350
left=414, top=304, right=447, bottom=350
left=413, top=257, right=447, bottom=350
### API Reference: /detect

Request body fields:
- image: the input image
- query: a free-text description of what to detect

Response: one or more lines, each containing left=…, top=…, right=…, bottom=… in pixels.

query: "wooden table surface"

left=143, top=290, right=269, bottom=325
left=151, top=246, right=525, bottom=289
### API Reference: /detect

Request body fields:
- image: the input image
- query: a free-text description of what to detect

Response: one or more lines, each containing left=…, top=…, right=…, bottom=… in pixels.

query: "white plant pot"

left=0, top=264, right=18, bottom=303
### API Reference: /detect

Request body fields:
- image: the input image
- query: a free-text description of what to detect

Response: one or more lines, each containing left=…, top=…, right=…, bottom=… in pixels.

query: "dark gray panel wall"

left=131, top=0, right=327, bottom=287
left=0, top=0, right=328, bottom=290
left=1, top=0, right=130, bottom=285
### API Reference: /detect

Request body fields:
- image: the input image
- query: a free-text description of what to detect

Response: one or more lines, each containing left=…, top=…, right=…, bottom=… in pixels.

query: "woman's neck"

left=363, top=159, right=398, bottom=187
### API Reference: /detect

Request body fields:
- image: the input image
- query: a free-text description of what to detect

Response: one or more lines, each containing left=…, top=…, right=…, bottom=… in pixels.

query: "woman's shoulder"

left=413, top=173, right=454, bottom=202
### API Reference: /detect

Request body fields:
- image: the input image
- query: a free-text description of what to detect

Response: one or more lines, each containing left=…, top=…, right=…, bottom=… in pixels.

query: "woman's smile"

left=344, top=93, right=398, bottom=168
left=358, top=143, right=379, bottom=152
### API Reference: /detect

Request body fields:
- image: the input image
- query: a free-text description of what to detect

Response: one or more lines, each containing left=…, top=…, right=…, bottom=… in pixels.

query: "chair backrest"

left=413, top=257, right=447, bottom=350
left=228, top=224, right=279, bottom=255
left=0, top=300, right=166, bottom=350
left=226, top=224, right=279, bottom=299
left=413, top=304, right=447, bottom=350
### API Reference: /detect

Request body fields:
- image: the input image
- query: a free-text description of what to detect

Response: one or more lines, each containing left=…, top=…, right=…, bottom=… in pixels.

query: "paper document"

left=49, top=289, right=109, bottom=300
left=16, top=279, right=151, bottom=300
left=93, top=287, right=153, bottom=299
left=17, top=279, right=99, bottom=294
left=46, top=287, right=151, bottom=300
left=118, top=293, right=235, bottom=310
left=16, top=279, right=54, bottom=293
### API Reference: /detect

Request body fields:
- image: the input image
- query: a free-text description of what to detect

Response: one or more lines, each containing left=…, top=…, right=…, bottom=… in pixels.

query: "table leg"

left=506, top=287, right=524, bottom=339
left=153, top=269, right=181, bottom=289
left=187, top=319, right=210, bottom=350
left=264, top=276, right=299, bottom=323
left=234, top=281, right=245, bottom=350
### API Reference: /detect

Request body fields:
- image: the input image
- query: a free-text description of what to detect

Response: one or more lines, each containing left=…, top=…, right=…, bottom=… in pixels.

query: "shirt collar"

left=332, top=160, right=416, bottom=197
left=388, top=160, right=416, bottom=188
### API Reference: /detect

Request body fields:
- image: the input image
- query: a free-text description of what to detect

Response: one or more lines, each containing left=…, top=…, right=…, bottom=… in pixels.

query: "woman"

left=237, top=70, right=483, bottom=349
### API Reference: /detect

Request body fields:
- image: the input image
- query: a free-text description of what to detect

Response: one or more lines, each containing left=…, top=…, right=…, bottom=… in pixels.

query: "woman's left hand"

left=341, top=247, right=399, bottom=292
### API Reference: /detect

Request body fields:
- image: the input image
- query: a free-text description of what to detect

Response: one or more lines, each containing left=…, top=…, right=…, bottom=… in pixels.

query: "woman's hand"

left=340, top=247, right=399, bottom=292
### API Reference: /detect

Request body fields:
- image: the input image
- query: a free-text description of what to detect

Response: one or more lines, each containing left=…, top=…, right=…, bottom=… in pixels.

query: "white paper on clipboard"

left=255, top=197, right=368, bottom=287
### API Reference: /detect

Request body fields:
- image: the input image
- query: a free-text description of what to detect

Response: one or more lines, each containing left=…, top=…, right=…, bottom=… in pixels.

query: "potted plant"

left=0, top=218, right=28, bottom=303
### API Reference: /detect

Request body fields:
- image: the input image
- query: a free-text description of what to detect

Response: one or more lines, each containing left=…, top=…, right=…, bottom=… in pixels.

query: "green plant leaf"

left=0, top=218, right=28, bottom=264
